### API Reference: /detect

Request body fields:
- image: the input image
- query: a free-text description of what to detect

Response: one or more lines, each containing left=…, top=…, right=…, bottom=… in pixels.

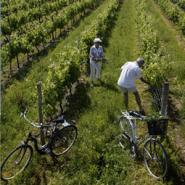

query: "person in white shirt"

left=89, top=38, right=104, bottom=83
left=117, top=58, right=148, bottom=114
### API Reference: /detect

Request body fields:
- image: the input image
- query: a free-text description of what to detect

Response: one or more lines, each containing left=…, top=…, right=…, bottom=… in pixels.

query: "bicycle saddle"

left=129, top=111, right=142, bottom=118
left=53, top=115, right=65, bottom=123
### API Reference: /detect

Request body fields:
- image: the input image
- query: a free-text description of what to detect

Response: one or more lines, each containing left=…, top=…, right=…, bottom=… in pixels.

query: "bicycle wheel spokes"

left=51, top=125, right=77, bottom=156
left=1, top=145, right=33, bottom=180
left=119, top=134, right=137, bottom=158
left=119, top=117, right=132, bottom=138
left=119, top=133, right=130, bottom=150
left=143, top=139, right=168, bottom=179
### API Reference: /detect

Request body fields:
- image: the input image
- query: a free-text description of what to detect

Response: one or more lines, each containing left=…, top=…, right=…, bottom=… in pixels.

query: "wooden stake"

left=161, top=82, right=169, bottom=116
left=37, top=81, right=45, bottom=145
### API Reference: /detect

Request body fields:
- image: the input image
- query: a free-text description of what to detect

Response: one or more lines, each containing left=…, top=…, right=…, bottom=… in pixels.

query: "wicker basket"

left=147, top=119, right=168, bottom=135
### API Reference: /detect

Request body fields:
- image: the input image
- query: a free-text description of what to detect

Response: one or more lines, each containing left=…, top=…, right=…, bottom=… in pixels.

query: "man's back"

left=117, top=61, right=141, bottom=88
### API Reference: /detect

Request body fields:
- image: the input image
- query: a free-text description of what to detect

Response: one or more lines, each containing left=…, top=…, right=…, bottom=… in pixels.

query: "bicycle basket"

left=147, top=119, right=168, bottom=135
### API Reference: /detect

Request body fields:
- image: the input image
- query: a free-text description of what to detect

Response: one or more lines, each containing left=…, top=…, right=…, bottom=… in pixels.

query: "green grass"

left=0, top=0, right=112, bottom=148
left=37, top=0, right=167, bottom=184
left=1, top=0, right=185, bottom=184
left=1, top=0, right=163, bottom=184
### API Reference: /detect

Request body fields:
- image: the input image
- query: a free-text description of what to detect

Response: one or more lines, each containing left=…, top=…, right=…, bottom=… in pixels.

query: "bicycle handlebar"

left=20, top=111, right=42, bottom=128
left=20, top=109, right=67, bottom=128
left=122, top=111, right=168, bottom=122
left=121, top=111, right=145, bottom=121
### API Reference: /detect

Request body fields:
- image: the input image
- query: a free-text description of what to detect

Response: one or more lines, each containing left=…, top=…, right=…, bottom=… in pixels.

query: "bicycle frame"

left=121, top=111, right=140, bottom=144
left=121, top=111, right=162, bottom=146
left=0, top=110, right=77, bottom=182
left=119, top=111, right=169, bottom=179
left=20, top=110, right=72, bottom=156
left=21, top=132, right=47, bottom=154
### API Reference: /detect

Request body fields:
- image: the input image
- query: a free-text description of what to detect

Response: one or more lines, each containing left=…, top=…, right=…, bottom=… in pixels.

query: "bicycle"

left=0, top=110, right=77, bottom=181
left=118, top=110, right=168, bottom=179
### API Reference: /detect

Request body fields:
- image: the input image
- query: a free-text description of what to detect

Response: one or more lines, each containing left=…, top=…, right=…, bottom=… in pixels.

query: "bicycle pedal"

left=44, top=148, right=52, bottom=154
left=41, top=145, right=51, bottom=154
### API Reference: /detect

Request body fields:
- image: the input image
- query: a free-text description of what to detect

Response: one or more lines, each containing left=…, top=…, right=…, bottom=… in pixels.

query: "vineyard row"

left=170, top=0, right=185, bottom=11
left=1, top=0, right=77, bottom=32
left=42, top=0, right=120, bottom=117
left=154, top=0, right=185, bottom=35
left=136, top=0, right=171, bottom=86
left=1, top=0, right=103, bottom=72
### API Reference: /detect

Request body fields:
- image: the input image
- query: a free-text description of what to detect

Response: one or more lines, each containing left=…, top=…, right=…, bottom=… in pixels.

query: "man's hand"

left=140, top=77, right=150, bottom=85
left=95, top=58, right=102, bottom=62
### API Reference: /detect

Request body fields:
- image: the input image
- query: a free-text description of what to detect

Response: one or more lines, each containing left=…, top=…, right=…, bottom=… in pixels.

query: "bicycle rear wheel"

left=51, top=125, right=77, bottom=156
left=143, top=138, right=168, bottom=179
left=1, top=145, right=33, bottom=181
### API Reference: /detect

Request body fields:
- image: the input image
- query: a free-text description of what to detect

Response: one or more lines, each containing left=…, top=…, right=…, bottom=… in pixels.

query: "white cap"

left=94, top=38, right=102, bottom=43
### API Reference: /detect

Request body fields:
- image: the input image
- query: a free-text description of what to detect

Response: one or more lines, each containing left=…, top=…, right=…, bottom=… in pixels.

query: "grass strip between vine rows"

left=153, top=0, right=185, bottom=35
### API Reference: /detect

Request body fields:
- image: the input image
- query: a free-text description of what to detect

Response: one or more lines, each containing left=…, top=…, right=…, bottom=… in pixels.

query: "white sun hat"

left=94, top=38, right=102, bottom=43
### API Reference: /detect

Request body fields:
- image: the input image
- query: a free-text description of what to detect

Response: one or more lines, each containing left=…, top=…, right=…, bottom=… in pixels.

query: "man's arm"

left=89, top=47, right=96, bottom=61
left=96, top=47, right=104, bottom=61
left=140, top=77, right=150, bottom=85
left=135, top=68, right=150, bottom=85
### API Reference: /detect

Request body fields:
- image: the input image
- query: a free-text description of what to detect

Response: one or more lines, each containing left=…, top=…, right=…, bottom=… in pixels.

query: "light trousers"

left=90, top=60, right=102, bottom=81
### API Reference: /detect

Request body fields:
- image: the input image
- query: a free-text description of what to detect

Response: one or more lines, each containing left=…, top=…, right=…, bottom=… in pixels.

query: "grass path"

left=46, top=0, right=166, bottom=184
left=151, top=0, right=185, bottom=50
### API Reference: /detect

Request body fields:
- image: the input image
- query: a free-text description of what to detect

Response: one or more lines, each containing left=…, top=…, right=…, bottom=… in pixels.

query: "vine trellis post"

left=37, top=81, right=45, bottom=145
left=160, top=82, right=169, bottom=116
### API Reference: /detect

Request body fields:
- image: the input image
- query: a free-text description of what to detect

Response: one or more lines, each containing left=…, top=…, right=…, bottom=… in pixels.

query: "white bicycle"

left=119, top=110, right=168, bottom=179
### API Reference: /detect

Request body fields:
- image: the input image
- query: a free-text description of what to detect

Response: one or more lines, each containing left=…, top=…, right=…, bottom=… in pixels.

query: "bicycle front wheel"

left=51, top=125, right=77, bottom=156
left=143, top=138, right=168, bottom=179
left=119, top=116, right=133, bottom=139
left=1, top=145, right=33, bottom=181
left=119, top=133, right=137, bottom=159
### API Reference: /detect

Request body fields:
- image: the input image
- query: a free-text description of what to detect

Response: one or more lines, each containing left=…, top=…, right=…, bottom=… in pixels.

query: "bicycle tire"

left=119, top=116, right=133, bottom=139
left=1, top=145, right=33, bottom=181
left=143, top=138, right=168, bottom=179
left=51, top=125, right=77, bottom=156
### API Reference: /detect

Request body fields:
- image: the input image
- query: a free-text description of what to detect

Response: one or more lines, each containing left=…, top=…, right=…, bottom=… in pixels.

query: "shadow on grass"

left=166, top=159, right=185, bottom=185
left=164, top=136, right=185, bottom=185
left=101, top=80, right=119, bottom=92
left=92, top=80, right=118, bottom=92
left=168, top=96, right=181, bottom=124
left=65, top=81, right=91, bottom=120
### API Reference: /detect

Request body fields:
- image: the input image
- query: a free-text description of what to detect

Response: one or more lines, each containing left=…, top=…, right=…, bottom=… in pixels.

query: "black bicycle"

left=0, top=110, right=77, bottom=181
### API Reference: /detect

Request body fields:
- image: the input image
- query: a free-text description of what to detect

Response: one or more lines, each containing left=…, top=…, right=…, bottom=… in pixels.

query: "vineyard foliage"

left=1, top=0, right=115, bottom=150
left=136, top=0, right=171, bottom=86
left=43, top=0, right=120, bottom=117
left=154, top=0, right=185, bottom=35
left=1, top=0, right=103, bottom=70
left=1, top=0, right=185, bottom=184
left=171, top=0, right=185, bottom=10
